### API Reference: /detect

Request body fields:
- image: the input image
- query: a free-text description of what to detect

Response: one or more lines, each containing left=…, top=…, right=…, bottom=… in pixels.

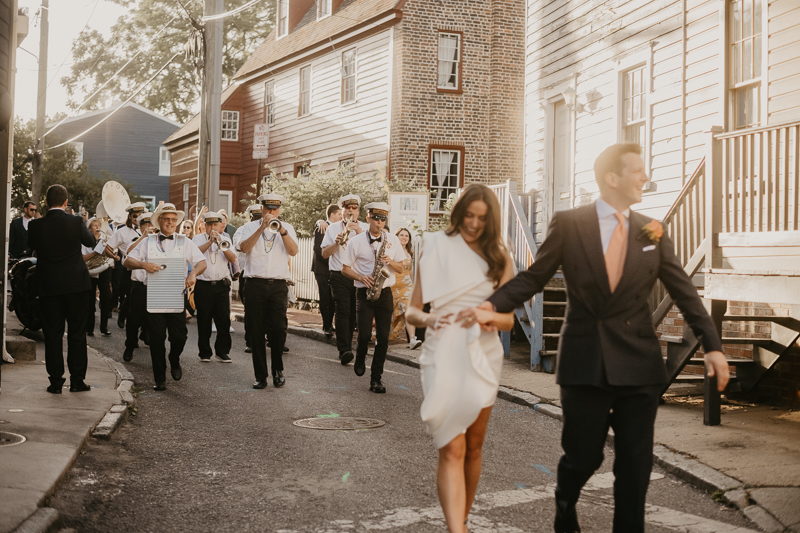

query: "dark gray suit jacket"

left=488, top=203, right=723, bottom=387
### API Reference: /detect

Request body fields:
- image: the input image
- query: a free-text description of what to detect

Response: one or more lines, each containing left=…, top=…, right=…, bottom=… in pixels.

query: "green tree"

left=246, top=164, right=427, bottom=238
left=12, top=117, right=139, bottom=215
left=61, top=0, right=276, bottom=124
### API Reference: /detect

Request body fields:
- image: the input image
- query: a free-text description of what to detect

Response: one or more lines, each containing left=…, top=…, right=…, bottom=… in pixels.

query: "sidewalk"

left=258, top=306, right=800, bottom=533
left=0, top=315, right=133, bottom=533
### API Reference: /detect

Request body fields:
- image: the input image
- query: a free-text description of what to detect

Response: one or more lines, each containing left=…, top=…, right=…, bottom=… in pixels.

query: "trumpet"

left=267, top=219, right=283, bottom=234
left=220, top=239, right=231, bottom=250
left=339, top=214, right=354, bottom=246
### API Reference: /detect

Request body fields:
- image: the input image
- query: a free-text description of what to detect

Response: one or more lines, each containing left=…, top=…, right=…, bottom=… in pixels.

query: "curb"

left=282, top=325, right=783, bottom=532
left=10, top=507, right=58, bottom=533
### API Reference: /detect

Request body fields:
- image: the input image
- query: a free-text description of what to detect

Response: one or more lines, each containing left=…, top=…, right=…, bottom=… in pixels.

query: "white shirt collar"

left=49, top=207, right=65, bottom=212
left=596, top=198, right=630, bottom=220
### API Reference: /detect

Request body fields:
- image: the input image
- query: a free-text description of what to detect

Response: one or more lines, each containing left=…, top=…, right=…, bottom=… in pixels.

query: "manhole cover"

left=0, top=432, right=26, bottom=447
left=293, top=417, right=385, bottom=430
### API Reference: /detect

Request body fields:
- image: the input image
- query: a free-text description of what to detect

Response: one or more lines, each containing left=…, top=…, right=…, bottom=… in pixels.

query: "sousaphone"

left=87, top=181, right=132, bottom=275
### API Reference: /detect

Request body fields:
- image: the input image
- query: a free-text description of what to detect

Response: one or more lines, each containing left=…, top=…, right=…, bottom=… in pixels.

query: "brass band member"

left=313, top=204, right=341, bottom=338
left=193, top=211, right=236, bottom=362
left=123, top=212, right=154, bottom=362
left=235, top=204, right=263, bottom=354
left=235, top=193, right=298, bottom=389
left=342, top=202, right=405, bottom=393
left=106, top=202, right=147, bottom=328
left=125, top=203, right=206, bottom=391
left=321, top=194, right=368, bottom=365
left=82, top=217, right=114, bottom=337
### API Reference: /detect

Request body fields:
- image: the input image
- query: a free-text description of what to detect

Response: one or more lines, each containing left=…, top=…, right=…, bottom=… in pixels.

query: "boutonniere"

left=639, top=220, right=663, bottom=243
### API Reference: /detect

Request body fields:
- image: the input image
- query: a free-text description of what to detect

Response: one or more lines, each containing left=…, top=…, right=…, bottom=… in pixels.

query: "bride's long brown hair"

left=445, top=184, right=508, bottom=288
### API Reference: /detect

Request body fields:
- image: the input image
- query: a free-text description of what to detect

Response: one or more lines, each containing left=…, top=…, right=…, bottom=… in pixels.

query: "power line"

left=202, top=0, right=263, bottom=21
left=46, top=51, right=183, bottom=151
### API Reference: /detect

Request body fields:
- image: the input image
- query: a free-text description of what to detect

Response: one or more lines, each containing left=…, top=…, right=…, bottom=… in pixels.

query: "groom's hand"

left=477, top=301, right=495, bottom=312
left=704, top=351, right=730, bottom=391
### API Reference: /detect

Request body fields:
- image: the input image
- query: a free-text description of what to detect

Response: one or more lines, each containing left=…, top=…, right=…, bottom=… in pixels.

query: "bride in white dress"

left=407, top=184, right=515, bottom=533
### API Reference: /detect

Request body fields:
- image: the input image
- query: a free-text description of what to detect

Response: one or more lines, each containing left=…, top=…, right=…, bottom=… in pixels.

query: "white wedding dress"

left=418, top=231, right=504, bottom=449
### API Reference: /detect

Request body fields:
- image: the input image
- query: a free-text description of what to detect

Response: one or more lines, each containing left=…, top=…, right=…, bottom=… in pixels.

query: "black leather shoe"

left=283, top=346, right=289, bottom=353
left=253, top=380, right=268, bottom=389
left=123, top=348, right=134, bottom=362
left=354, top=355, right=366, bottom=376
left=244, top=346, right=253, bottom=353
left=154, top=382, right=167, bottom=391
left=323, top=327, right=333, bottom=337
left=554, top=499, right=580, bottom=533
left=46, top=384, right=63, bottom=394
left=369, top=379, right=386, bottom=393
left=100, top=330, right=111, bottom=337
left=340, top=351, right=354, bottom=366
left=272, top=370, right=285, bottom=388
left=70, top=381, right=92, bottom=392
left=170, top=363, right=182, bottom=381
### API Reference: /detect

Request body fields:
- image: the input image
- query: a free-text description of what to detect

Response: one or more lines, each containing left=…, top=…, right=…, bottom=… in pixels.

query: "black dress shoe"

left=244, top=346, right=253, bottom=354
left=554, top=499, right=581, bottom=533
left=118, top=315, right=125, bottom=328
left=70, top=381, right=92, bottom=392
left=154, top=382, right=167, bottom=391
left=340, top=351, right=354, bottom=366
left=369, top=379, right=386, bottom=393
left=100, top=330, right=111, bottom=337
left=46, top=384, right=63, bottom=394
left=123, top=348, right=134, bottom=362
left=272, top=370, right=285, bottom=388
left=354, top=355, right=366, bottom=376
left=283, top=346, right=289, bottom=353
left=253, top=380, right=268, bottom=389
left=323, top=327, right=333, bottom=337
left=170, top=363, right=182, bottom=381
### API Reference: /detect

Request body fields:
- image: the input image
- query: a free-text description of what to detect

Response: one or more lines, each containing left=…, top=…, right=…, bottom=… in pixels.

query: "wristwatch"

left=280, top=230, right=288, bottom=236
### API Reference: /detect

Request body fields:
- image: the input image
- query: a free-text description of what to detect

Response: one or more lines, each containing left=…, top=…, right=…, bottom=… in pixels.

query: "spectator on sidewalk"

left=9, top=201, right=37, bottom=258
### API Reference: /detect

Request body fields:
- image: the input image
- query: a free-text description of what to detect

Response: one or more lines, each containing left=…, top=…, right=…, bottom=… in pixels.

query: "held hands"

left=457, top=306, right=498, bottom=332
left=704, top=351, right=730, bottom=392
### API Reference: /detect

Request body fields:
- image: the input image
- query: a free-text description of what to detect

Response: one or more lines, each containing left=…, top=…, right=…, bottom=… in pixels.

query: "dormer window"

left=318, top=0, right=331, bottom=19
left=277, top=0, right=289, bottom=37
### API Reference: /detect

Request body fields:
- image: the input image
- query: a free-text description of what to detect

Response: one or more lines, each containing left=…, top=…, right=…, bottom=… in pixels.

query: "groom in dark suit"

left=28, top=184, right=97, bottom=393
left=476, top=143, right=729, bottom=533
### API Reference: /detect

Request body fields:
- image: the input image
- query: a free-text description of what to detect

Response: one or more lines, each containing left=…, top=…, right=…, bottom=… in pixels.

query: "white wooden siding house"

left=503, top=0, right=800, bottom=412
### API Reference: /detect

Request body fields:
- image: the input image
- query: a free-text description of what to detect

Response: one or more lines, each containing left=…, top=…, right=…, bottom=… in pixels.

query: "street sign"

left=253, top=123, right=269, bottom=159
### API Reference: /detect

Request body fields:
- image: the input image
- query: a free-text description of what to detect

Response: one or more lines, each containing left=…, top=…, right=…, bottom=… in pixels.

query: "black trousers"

left=88, top=268, right=112, bottom=334
left=147, top=311, right=187, bottom=383
left=557, top=383, right=662, bottom=533
left=329, top=271, right=356, bottom=354
left=239, top=277, right=250, bottom=347
left=110, top=260, right=122, bottom=308
left=244, top=278, right=288, bottom=381
left=314, top=271, right=334, bottom=330
left=126, top=281, right=148, bottom=350
left=118, top=268, right=133, bottom=321
left=39, top=291, right=92, bottom=385
left=195, top=279, right=232, bottom=358
left=355, top=287, right=393, bottom=381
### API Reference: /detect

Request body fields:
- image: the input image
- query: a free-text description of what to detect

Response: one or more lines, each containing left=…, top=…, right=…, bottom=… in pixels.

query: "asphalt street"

left=48, top=316, right=760, bottom=532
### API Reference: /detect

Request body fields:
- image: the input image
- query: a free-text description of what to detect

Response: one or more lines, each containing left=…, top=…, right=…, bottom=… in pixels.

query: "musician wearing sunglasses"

left=321, top=194, right=369, bottom=366
left=341, top=202, right=405, bottom=394
left=235, top=193, right=298, bottom=390
left=192, top=211, right=236, bottom=363
left=124, top=203, right=206, bottom=391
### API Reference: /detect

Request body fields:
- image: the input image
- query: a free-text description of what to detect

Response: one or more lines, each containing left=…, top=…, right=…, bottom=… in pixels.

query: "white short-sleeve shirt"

left=321, top=219, right=369, bottom=272
left=192, top=233, right=233, bottom=281
left=106, top=225, right=141, bottom=258
left=236, top=220, right=297, bottom=280
left=343, top=230, right=405, bottom=289
left=125, top=233, right=205, bottom=286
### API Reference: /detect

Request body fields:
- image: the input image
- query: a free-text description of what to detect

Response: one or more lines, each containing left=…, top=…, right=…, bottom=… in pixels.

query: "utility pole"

left=196, top=0, right=222, bottom=212
left=30, top=0, right=48, bottom=207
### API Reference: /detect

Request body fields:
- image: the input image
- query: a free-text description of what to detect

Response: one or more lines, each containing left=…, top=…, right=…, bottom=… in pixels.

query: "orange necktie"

left=605, top=212, right=627, bottom=293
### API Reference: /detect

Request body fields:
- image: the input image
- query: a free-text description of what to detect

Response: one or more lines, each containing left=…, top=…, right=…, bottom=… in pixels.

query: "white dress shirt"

left=235, top=220, right=297, bottom=280
left=321, top=220, right=370, bottom=271
left=343, top=230, right=406, bottom=289
left=107, top=225, right=141, bottom=258
left=128, top=237, right=149, bottom=283
left=192, top=233, right=233, bottom=281
left=22, top=215, right=31, bottom=230
left=596, top=198, right=630, bottom=254
left=125, top=233, right=205, bottom=286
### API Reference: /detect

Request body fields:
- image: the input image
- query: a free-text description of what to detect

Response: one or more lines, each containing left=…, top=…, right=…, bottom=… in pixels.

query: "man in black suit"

left=313, top=204, right=341, bottom=337
left=28, top=185, right=98, bottom=393
left=472, top=143, right=730, bottom=533
left=9, top=201, right=37, bottom=258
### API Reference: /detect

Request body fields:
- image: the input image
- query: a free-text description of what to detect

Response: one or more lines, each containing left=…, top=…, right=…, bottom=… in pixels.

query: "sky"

left=14, top=0, right=127, bottom=121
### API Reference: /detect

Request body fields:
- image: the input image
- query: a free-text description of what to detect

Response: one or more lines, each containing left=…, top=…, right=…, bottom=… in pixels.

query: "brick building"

left=164, top=0, right=524, bottom=219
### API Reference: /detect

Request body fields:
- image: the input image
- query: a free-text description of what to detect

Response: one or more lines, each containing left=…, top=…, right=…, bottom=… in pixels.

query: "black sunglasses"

left=372, top=215, right=387, bottom=222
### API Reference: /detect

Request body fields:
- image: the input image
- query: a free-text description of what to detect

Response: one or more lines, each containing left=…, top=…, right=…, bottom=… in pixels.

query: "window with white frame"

left=183, top=183, right=190, bottom=202
left=265, top=80, right=275, bottom=125
left=341, top=49, right=356, bottom=104
left=622, top=65, right=646, bottom=145
left=339, top=156, right=355, bottom=177
left=140, top=196, right=156, bottom=213
left=429, top=148, right=462, bottom=213
left=70, top=142, right=84, bottom=168
left=730, top=0, right=762, bottom=129
left=318, top=0, right=331, bottom=19
left=277, top=0, right=289, bottom=37
left=295, top=161, right=311, bottom=179
left=437, top=33, right=461, bottom=91
left=159, top=146, right=170, bottom=176
left=299, top=66, right=311, bottom=116
left=221, top=111, right=239, bottom=141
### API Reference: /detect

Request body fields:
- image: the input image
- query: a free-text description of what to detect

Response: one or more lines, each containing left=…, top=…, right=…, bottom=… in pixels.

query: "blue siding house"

left=50, top=102, right=181, bottom=208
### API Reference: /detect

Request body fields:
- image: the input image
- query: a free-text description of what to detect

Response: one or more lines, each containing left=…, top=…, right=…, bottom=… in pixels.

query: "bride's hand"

left=457, top=307, right=498, bottom=332
left=426, top=313, right=453, bottom=330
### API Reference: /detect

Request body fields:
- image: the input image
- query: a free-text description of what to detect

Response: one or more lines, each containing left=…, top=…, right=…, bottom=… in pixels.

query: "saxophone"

left=366, top=231, right=391, bottom=302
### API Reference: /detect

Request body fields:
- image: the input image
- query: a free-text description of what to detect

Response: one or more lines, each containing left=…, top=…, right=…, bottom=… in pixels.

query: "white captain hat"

left=339, top=194, right=361, bottom=208
left=136, top=212, right=152, bottom=225
left=203, top=211, right=224, bottom=223
left=257, top=193, right=285, bottom=209
left=365, top=202, right=390, bottom=219
left=126, top=202, right=147, bottom=214
left=150, top=203, right=185, bottom=232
